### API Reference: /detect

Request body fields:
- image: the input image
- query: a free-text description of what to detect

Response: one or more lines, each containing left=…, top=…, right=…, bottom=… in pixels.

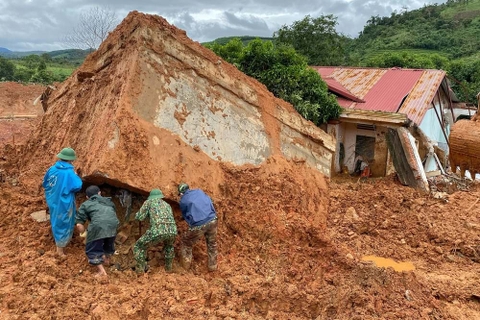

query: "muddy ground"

left=1, top=82, right=480, bottom=319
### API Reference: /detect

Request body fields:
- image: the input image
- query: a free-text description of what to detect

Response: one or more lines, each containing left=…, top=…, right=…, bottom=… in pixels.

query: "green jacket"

left=76, top=195, right=119, bottom=244
left=136, top=198, right=177, bottom=236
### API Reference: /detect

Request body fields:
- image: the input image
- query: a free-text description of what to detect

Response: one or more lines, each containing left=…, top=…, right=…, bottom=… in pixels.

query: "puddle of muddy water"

left=362, top=255, right=415, bottom=272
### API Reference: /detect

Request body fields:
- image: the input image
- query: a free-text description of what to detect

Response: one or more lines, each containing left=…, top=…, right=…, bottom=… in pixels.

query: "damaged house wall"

left=418, top=84, right=453, bottom=153
left=334, top=122, right=389, bottom=177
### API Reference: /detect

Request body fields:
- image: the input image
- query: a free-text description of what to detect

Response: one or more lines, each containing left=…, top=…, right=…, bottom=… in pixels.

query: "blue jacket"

left=43, top=161, right=83, bottom=247
left=179, top=189, right=216, bottom=227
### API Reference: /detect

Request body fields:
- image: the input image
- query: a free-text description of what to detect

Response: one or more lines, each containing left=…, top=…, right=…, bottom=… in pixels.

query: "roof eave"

left=338, top=109, right=410, bottom=127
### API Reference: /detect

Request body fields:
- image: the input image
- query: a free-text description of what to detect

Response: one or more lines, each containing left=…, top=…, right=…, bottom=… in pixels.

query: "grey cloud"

left=0, top=0, right=448, bottom=51
left=173, top=11, right=273, bottom=42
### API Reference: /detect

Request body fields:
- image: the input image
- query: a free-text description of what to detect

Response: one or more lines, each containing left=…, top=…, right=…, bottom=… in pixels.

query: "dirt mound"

left=329, top=178, right=480, bottom=319
left=0, top=82, right=44, bottom=146
left=0, top=82, right=44, bottom=117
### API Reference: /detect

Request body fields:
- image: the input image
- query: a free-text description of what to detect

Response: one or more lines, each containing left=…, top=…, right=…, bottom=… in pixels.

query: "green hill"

left=47, top=49, right=91, bottom=62
left=351, top=0, right=480, bottom=60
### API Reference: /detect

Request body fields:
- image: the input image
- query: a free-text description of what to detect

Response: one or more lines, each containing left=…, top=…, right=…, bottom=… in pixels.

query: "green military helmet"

left=57, top=147, right=77, bottom=161
left=148, top=188, right=164, bottom=200
left=178, top=183, right=189, bottom=195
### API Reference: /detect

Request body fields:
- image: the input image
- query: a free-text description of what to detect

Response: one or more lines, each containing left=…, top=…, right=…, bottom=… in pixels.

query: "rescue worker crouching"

left=133, top=189, right=177, bottom=273
left=178, top=183, right=218, bottom=272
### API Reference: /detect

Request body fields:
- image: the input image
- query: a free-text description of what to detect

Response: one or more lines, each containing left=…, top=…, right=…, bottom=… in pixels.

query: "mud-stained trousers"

left=181, top=218, right=218, bottom=271
left=133, top=230, right=176, bottom=273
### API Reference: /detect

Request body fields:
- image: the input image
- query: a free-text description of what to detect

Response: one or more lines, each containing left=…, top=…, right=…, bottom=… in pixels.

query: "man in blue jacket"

left=42, top=147, right=83, bottom=258
left=178, top=183, right=217, bottom=272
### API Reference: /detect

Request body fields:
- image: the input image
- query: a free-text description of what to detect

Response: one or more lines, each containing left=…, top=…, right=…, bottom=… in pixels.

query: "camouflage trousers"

left=181, top=218, right=218, bottom=271
left=133, top=229, right=176, bottom=273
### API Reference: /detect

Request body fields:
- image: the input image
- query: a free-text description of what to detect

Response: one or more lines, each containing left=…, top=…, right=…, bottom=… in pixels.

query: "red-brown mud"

left=1, top=13, right=480, bottom=320
left=1, top=81, right=480, bottom=319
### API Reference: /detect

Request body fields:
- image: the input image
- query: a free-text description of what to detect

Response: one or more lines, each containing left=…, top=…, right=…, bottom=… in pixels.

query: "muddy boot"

left=207, top=247, right=217, bottom=272
left=180, top=245, right=193, bottom=271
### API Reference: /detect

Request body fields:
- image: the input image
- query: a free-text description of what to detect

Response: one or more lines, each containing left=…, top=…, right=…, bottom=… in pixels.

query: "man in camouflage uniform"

left=133, top=189, right=177, bottom=273
left=178, top=183, right=218, bottom=272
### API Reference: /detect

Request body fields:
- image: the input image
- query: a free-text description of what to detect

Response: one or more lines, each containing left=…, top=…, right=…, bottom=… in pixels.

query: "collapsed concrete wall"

left=20, top=11, right=335, bottom=198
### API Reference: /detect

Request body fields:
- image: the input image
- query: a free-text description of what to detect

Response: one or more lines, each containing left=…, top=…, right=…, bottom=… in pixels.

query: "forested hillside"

left=353, top=0, right=480, bottom=59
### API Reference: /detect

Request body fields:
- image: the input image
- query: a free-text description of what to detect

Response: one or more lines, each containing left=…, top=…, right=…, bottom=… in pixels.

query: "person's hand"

left=76, top=223, right=85, bottom=233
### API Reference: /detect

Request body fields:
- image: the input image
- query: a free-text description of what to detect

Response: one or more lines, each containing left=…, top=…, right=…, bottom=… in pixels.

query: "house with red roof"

left=313, top=66, right=476, bottom=178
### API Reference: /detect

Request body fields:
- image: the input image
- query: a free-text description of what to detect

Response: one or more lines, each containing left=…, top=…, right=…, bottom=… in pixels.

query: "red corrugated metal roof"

left=360, top=68, right=422, bottom=112
left=398, top=70, right=446, bottom=124
left=324, top=78, right=364, bottom=102
left=327, top=68, right=386, bottom=98
left=313, top=66, right=335, bottom=78
left=313, top=67, right=446, bottom=125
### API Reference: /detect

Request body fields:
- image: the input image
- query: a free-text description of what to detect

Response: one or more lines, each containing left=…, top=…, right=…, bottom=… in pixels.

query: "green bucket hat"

left=57, top=147, right=77, bottom=161
left=148, top=189, right=164, bottom=200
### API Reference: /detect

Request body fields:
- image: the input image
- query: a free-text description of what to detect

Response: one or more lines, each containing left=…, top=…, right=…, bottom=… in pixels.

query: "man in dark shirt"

left=178, top=183, right=218, bottom=272
left=76, top=185, right=119, bottom=277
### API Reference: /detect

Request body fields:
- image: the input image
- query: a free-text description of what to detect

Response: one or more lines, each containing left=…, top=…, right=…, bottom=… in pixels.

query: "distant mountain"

left=47, top=49, right=91, bottom=62
left=0, top=49, right=46, bottom=58
left=0, top=48, right=90, bottom=63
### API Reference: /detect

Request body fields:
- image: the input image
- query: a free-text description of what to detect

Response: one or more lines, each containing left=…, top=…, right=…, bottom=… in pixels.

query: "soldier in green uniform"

left=133, top=189, right=178, bottom=273
left=76, top=185, right=119, bottom=277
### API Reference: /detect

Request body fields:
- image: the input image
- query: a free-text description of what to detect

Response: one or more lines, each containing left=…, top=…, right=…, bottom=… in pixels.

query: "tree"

left=13, top=68, right=35, bottom=83
left=30, top=69, right=54, bottom=85
left=0, top=57, right=16, bottom=81
left=207, top=38, right=341, bottom=124
left=41, top=53, right=52, bottom=63
left=363, top=52, right=449, bottom=69
left=65, top=7, right=118, bottom=50
left=274, top=15, right=348, bottom=66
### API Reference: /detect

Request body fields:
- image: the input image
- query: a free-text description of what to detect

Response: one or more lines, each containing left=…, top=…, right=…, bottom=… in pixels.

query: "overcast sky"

left=0, top=0, right=446, bottom=52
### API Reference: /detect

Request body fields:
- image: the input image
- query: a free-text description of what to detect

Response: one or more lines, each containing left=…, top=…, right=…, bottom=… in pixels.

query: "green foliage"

left=447, top=59, right=480, bottom=103
left=0, top=51, right=76, bottom=85
left=13, top=67, right=35, bottom=83
left=354, top=0, right=480, bottom=59
left=208, top=38, right=341, bottom=124
left=363, top=52, right=449, bottom=69
left=0, top=57, right=15, bottom=80
left=203, top=36, right=273, bottom=46
left=205, top=38, right=245, bottom=67
left=30, top=69, right=55, bottom=84
left=274, top=15, right=348, bottom=66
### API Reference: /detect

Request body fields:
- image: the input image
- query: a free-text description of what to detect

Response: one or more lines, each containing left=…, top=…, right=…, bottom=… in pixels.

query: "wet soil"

left=1, top=81, right=480, bottom=319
